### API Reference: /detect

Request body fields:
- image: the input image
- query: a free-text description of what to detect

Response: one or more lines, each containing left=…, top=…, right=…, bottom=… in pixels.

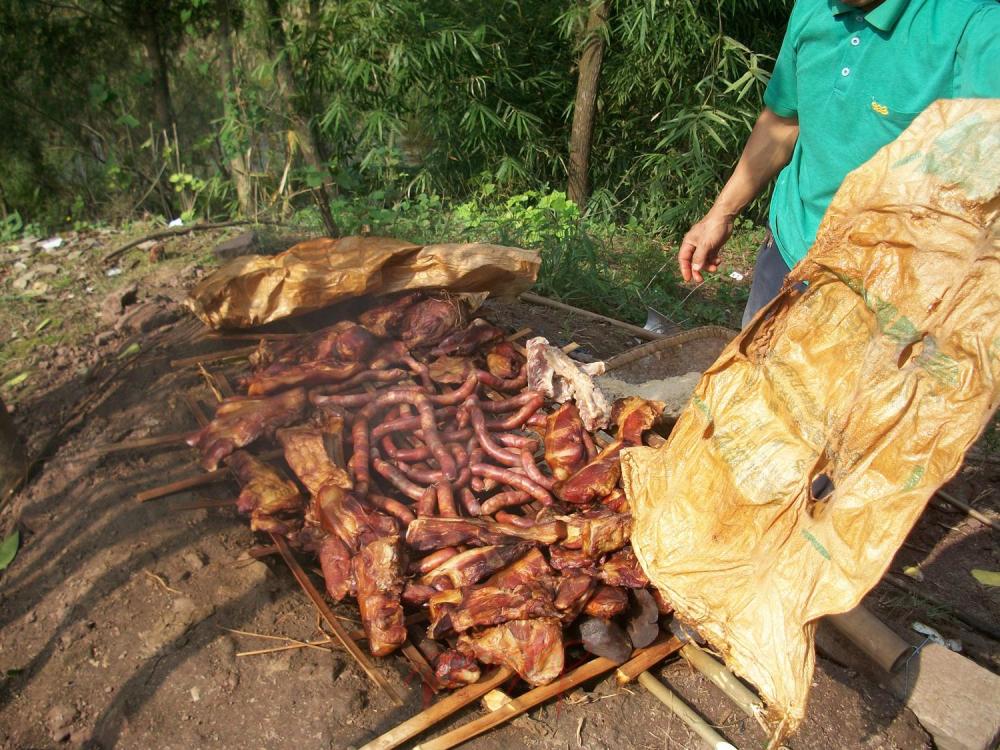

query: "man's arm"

left=678, top=107, right=799, bottom=283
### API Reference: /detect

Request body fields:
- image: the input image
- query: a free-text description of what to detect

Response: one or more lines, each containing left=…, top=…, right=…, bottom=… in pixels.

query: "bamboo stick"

left=934, top=489, right=999, bottom=531
left=615, top=635, right=683, bottom=684
left=359, top=667, right=514, bottom=750
left=505, top=327, right=532, bottom=343
left=184, top=392, right=211, bottom=427
left=415, top=638, right=683, bottom=750
left=637, top=671, right=738, bottom=750
left=136, top=448, right=283, bottom=502
left=402, top=642, right=441, bottom=693
left=679, top=643, right=765, bottom=726
left=270, top=533, right=405, bottom=705
left=171, top=344, right=260, bottom=369
left=519, top=292, right=662, bottom=342
left=81, top=430, right=191, bottom=457
left=137, top=469, right=229, bottom=502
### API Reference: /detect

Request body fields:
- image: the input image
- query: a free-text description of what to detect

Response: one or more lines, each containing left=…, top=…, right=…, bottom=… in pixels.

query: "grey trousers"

left=741, top=230, right=793, bottom=328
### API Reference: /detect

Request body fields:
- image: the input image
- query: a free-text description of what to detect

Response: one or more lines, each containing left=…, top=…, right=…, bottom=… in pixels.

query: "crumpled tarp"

left=623, top=99, right=1000, bottom=737
left=186, top=235, right=539, bottom=329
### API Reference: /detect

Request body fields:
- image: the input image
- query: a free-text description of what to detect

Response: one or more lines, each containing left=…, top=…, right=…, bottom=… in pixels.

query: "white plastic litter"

left=911, top=622, right=961, bottom=653
left=729, top=271, right=744, bottom=281
left=39, top=236, right=64, bottom=251
left=106, top=268, right=123, bottom=277
left=168, top=218, right=184, bottom=227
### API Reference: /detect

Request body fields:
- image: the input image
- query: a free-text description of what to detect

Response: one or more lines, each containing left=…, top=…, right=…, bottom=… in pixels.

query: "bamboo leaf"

left=0, top=530, right=19, bottom=571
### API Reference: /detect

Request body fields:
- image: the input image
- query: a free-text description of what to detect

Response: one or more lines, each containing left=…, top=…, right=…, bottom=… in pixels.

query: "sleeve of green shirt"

left=763, top=1, right=807, bottom=117
left=956, top=3, right=1000, bottom=98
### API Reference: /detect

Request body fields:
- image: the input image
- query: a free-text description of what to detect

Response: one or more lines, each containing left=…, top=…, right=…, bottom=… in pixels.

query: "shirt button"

left=851, top=36, right=860, bottom=46
left=841, top=67, right=851, bottom=77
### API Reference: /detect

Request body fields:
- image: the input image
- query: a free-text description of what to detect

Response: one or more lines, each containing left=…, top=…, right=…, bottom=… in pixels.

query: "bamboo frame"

left=413, top=636, right=683, bottom=750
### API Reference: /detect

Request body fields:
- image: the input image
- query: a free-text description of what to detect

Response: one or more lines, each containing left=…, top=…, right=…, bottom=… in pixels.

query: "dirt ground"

left=0, top=228, right=996, bottom=749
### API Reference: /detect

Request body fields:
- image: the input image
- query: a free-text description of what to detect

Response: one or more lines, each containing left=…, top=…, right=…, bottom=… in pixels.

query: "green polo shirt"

left=764, top=0, right=1000, bottom=268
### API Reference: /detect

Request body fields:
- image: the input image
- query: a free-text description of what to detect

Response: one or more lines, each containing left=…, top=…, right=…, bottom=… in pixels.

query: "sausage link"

left=471, top=463, right=553, bottom=505
left=481, top=490, right=532, bottom=515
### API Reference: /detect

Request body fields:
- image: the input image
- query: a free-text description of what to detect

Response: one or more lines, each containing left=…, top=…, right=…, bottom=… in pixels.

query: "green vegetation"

left=0, top=0, right=789, bottom=330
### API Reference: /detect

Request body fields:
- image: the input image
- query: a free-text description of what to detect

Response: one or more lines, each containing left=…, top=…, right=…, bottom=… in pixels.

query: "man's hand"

left=678, top=213, right=734, bottom=283
left=675, top=108, right=799, bottom=284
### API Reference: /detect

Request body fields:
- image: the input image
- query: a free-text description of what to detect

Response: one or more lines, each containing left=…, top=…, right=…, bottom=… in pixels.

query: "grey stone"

left=100, top=282, right=139, bottom=325
left=213, top=230, right=260, bottom=260
left=94, top=330, right=116, bottom=347
left=115, top=300, right=181, bottom=334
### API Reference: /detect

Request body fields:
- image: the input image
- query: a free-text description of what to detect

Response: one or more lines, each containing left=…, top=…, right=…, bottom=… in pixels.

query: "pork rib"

left=405, top=517, right=566, bottom=551
left=353, top=536, right=407, bottom=657
left=458, top=618, right=564, bottom=686
left=226, top=450, right=304, bottom=534
left=430, top=318, right=504, bottom=357
left=188, top=388, right=307, bottom=471
left=276, top=426, right=352, bottom=495
left=434, top=649, right=481, bottom=689
left=555, top=397, right=663, bottom=504
left=428, top=582, right=558, bottom=638
left=421, top=543, right=532, bottom=590
left=598, top=547, right=650, bottom=589
left=526, top=336, right=609, bottom=431
left=543, top=403, right=589, bottom=481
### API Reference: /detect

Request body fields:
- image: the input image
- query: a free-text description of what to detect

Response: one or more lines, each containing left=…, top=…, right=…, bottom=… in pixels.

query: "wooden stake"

left=505, top=327, right=533, bottom=343
left=415, top=638, right=683, bottom=750
left=270, top=533, right=404, bottom=705
left=359, top=667, right=514, bottom=750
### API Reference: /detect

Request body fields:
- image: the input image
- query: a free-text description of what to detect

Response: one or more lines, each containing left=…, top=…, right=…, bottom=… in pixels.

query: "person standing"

left=677, top=0, right=1000, bottom=327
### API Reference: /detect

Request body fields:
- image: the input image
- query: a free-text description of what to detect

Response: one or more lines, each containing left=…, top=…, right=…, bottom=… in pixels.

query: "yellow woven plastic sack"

left=623, top=99, right=1000, bottom=736
left=186, top=236, right=539, bottom=329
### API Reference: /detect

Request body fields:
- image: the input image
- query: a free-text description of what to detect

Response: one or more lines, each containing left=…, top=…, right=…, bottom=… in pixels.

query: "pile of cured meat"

left=187, top=292, right=670, bottom=688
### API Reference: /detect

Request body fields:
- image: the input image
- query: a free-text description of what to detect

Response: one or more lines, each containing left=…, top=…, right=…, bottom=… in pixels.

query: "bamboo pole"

left=413, top=659, right=614, bottom=750
left=615, top=635, right=682, bottom=683
left=171, top=344, right=260, bottom=369
left=136, top=448, right=283, bottom=502
left=402, top=642, right=441, bottom=693
left=934, top=489, right=999, bottom=531
left=519, top=292, right=662, bottom=342
left=637, top=671, right=738, bottom=750
left=415, top=637, right=683, bottom=750
left=679, top=643, right=765, bottom=726
left=82, top=430, right=191, bottom=457
left=359, top=668, right=514, bottom=750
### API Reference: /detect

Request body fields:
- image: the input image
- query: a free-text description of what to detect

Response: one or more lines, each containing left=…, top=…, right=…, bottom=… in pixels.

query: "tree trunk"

left=0, top=397, right=27, bottom=500
left=218, top=0, right=253, bottom=216
left=567, top=0, right=610, bottom=210
left=263, top=0, right=339, bottom=237
left=141, top=21, right=176, bottom=137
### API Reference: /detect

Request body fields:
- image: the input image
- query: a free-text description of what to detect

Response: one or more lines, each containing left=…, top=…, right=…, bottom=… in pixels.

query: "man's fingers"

left=690, top=242, right=714, bottom=283
left=677, top=239, right=697, bottom=283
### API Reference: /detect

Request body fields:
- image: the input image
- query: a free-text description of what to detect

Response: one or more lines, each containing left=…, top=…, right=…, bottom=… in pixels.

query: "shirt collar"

left=831, top=0, right=908, bottom=31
